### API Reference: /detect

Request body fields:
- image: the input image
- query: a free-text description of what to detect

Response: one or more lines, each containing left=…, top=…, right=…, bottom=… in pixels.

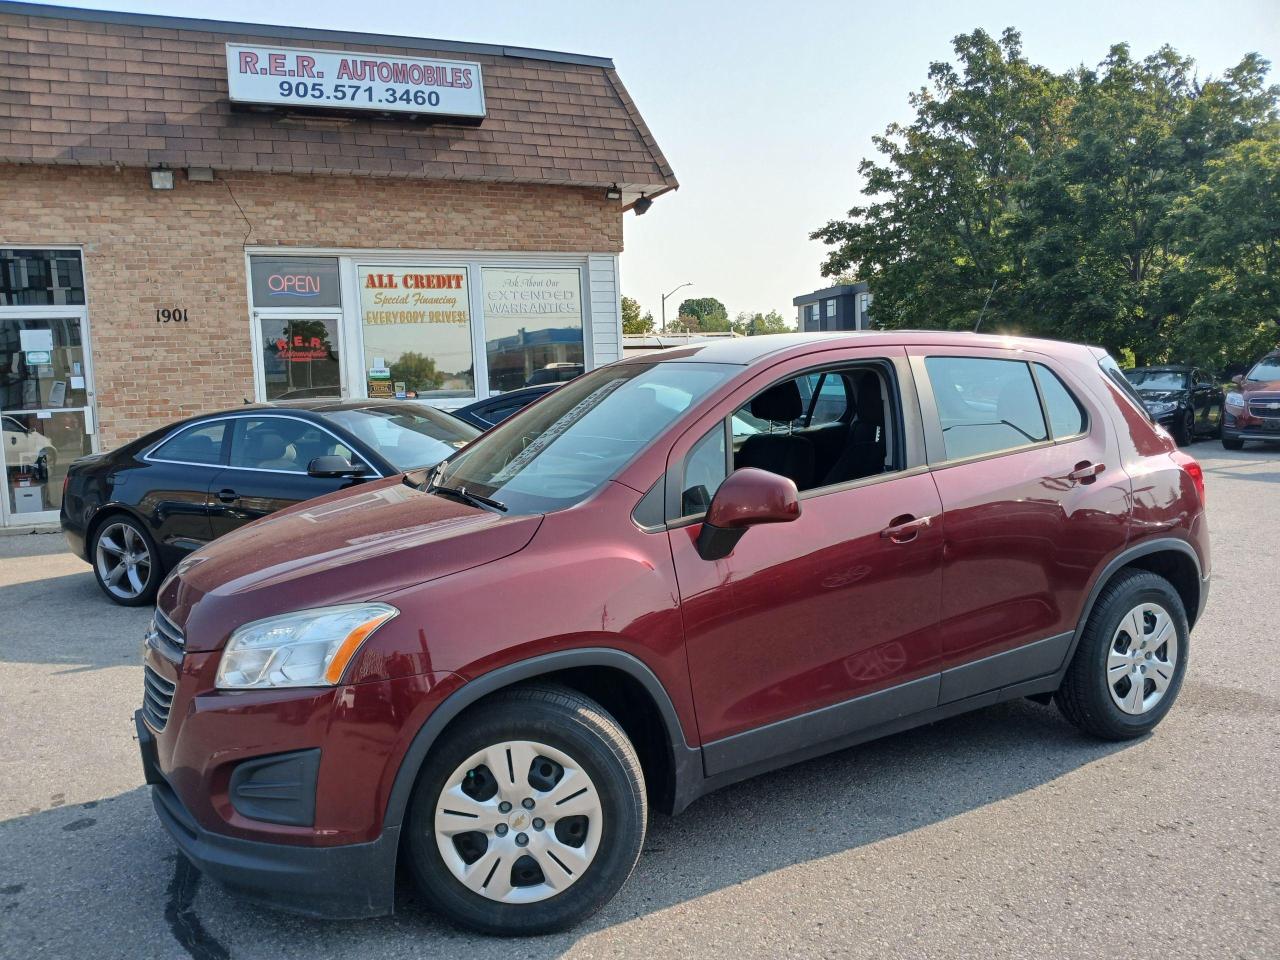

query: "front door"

left=207, top=415, right=370, bottom=537
left=1, top=314, right=95, bottom=526
left=255, top=316, right=344, bottom=401
left=667, top=352, right=944, bottom=776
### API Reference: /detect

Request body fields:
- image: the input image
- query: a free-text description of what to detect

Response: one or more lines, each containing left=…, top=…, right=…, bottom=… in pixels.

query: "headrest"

left=245, top=430, right=286, bottom=460
left=853, top=373, right=883, bottom=424
left=751, top=380, right=803, bottom=422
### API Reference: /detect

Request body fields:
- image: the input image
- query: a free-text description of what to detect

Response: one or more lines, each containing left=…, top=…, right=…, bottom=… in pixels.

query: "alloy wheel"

left=94, top=522, right=153, bottom=601
left=1107, top=602, right=1178, bottom=715
left=434, top=740, right=603, bottom=904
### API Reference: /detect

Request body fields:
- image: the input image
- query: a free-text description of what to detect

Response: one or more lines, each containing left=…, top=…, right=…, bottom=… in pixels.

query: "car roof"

left=186, top=398, right=450, bottom=418
left=615, top=330, right=1102, bottom=367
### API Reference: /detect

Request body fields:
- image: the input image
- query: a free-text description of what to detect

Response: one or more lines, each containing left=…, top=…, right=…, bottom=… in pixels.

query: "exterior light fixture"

left=605, top=183, right=622, bottom=200
left=150, top=167, right=175, bottom=190
left=633, top=193, right=652, bottom=215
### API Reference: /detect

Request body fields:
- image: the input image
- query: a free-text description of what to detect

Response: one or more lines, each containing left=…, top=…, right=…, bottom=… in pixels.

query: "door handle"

left=1067, top=462, right=1105, bottom=484
left=216, top=488, right=239, bottom=503
left=880, top=514, right=932, bottom=543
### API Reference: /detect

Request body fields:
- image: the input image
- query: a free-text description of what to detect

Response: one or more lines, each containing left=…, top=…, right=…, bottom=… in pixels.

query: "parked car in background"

left=60, top=400, right=479, bottom=605
left=1222, top=350, right=1280, bottom=449
left=137, top=332, right=1208, bottom=935
left=451, top=384, right=559, bottom=429
left=1124, top=365, right=1223, bottom=445
left=3, top=413, right=56, bottom=478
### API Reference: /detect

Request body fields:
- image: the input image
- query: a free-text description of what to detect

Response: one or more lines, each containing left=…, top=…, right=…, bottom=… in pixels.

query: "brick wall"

left=0, top=161, right=622, bottom=448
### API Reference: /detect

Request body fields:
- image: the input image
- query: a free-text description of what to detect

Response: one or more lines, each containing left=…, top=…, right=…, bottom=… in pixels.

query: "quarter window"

left=1033, top=363, right=1087, bottom=439
left=151, top=421, right=227, bottom=466
left=681, top=424, right=728, bottom=516
left=925, top=356, right=1048, bottom=460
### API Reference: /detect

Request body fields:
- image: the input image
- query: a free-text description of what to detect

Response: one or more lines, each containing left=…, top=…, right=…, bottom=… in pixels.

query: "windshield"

left=325, top=405, right=479, bottom=471
left=1127, top=369, right=1188, bottom=391
left=435, top=361, right=735, bottom=514
left=1247, top=356, right=1280, bottom=382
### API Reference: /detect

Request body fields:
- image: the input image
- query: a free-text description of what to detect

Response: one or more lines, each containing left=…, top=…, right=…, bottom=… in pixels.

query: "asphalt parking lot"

left=1, top=446, right=1278, bottom=960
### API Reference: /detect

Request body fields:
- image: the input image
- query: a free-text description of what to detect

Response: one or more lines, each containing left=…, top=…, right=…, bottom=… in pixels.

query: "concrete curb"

left=0, top=523, right=60, bottom=537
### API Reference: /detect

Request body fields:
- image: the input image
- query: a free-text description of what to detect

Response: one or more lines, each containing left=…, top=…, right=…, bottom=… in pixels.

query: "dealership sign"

left=225, top=44, right=486, bottom=119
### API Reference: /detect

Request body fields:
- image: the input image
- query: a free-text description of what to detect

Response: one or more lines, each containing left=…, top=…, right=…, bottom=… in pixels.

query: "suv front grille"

left=151, top=608, right=185, bottom=659
left=142, top=663, right=177, bottom=731
left=1247, top=397, right=1280, bottom=420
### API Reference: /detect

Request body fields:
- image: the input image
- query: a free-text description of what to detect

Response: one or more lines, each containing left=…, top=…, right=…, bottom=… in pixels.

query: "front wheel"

left=1222, top=436, right=1244, bottom=450
left=1056, top=569, right=1189, bottom=740
left=404, top=686, right=646, bottom=935
left=1174, top=411, right=1194, bottom=446
left=91, top=515, right=162, bottom=606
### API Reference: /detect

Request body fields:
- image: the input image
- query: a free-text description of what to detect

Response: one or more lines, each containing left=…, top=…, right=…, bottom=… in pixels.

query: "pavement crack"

left=164, top=856, right=230, bottom=960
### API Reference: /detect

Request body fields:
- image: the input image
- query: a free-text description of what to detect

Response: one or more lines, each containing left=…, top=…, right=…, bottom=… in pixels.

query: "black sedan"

left=1125, top=365, right=1224, bottom=445
left=450, top=383, right=560, bottom=429
left=60, top=400, right=479, bottom=605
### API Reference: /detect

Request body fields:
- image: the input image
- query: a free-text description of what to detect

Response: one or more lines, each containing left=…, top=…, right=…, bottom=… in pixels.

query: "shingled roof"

left=0, top=2, right=678, bottom=197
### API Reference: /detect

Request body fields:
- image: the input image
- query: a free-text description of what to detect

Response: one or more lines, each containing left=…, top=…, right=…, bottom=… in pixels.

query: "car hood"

left=1137, top=389, right=1186, bottom=404
left=1240, top=378, right=1280, bottom=395
left=159, top=476, right=542, bottom=651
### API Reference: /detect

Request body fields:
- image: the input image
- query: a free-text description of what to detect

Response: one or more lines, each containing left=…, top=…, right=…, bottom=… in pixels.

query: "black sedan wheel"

left=92, top=516, right=161, bottom=606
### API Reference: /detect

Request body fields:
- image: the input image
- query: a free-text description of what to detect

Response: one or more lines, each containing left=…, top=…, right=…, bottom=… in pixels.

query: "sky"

left=35, top=0, right=1280, bottom=325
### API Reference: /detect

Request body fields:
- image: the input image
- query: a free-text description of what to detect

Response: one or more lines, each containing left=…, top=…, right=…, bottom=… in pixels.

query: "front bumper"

left=136, top=710, right=399, bottom=919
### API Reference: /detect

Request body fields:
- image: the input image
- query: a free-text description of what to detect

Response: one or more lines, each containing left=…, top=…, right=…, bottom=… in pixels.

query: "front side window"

left=925, top=356, right=1048, bottom=460
left=436, top=361, right=734, bottom=514
left=1034, top=363, right=1087, bottom=439
left=150, top=421, right=227, bottom=466
left=229, top=417, right=360, bottom=473
left=324, top=405, right=477, bottom=472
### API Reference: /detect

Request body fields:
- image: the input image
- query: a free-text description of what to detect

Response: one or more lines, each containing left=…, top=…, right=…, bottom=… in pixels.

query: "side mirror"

left=1231, top=374, right=1245, bottom=387
left=696, top=467, right=800, bottom=561
left=308, top=455, right=365, bottom=478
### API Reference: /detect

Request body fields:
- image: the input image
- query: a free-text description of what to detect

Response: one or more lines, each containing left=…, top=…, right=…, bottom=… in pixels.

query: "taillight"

left=1170, top=450, right=1205, bottom=504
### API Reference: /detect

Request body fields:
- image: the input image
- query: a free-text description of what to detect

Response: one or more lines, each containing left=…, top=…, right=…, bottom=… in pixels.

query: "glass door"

left=255, top=314, right=344, bottom=400
left=1, top=314, right=94, bottom=525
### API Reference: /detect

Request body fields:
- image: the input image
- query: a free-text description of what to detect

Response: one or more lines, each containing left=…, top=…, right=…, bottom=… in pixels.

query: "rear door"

left=207, top=415, right=372, bottom=537
left=908, top=346, right=1129, bottom=702
left=667, top=349, right=945, bottom=775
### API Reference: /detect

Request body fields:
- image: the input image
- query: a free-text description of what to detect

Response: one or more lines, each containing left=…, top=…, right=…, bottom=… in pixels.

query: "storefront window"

left=359, top=265, right=474, bottom=400
left=0, top=249, right=85, bottom=306
left=483, top=268, right=585, bottom=393
left=258, top=317, right=342, bottom=400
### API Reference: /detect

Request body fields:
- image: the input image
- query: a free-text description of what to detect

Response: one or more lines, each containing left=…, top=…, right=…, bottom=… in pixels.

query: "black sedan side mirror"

left=308, top=455, right=366, bottom=478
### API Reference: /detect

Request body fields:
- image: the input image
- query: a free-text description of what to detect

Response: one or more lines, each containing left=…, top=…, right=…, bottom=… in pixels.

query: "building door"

left=253, top=314, right=345, bottom=400
left=0, top=315, right=96, bottom=526
left=1, top=250, right=96, bottom=528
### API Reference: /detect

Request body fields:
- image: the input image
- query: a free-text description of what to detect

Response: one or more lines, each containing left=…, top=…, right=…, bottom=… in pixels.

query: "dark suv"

left=137, top=332, right=1209, bottom=935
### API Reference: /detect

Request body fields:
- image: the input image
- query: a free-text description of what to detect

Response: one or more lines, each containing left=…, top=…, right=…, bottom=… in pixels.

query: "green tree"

left=677, top=297, right=731, bottom=332
left=389, top=351, right=441, bottom=393
left=732, top=309, right=793, bottom=335
left=811, top=28, right=1280, bottom=367
left=621, top=296, right=655, bottom=335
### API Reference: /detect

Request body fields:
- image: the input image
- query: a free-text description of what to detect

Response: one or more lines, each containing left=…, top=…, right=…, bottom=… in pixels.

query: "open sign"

left=250, top=256, right=341, bottom=308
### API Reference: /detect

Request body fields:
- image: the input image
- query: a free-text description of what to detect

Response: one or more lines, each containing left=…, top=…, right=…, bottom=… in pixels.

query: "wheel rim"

left=1107, top=602, right=1178, bottom=715
left=433, top=740, right=603, bottom=904
left=94, top=522, right=152, bottom=600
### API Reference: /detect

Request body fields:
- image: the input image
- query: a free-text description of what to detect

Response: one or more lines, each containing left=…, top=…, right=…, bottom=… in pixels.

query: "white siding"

left=588, top=254, right=622, bottom=366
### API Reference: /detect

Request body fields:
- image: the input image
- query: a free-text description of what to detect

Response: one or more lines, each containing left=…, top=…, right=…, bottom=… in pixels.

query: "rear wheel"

left=91, top=515, right=161, bottom=606
left=404, top=685, right=646, bottom=935
left=1056, top=569, right=1188, bottom=740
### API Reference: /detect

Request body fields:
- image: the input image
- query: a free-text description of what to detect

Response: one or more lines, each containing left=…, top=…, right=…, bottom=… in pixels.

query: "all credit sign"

left=225, top=43, right=486, bottom=120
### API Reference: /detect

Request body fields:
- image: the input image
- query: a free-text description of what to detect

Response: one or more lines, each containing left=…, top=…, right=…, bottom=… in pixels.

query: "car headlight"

left=1146, top=401, right=1177, bottom=416
left=216, top=603, right=398, bottom=690
left=1225, top=391, right=1245, bottom=410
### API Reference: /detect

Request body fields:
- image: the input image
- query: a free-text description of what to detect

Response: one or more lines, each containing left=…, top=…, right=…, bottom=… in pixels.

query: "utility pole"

left=661, top=282, right=693, bottom=334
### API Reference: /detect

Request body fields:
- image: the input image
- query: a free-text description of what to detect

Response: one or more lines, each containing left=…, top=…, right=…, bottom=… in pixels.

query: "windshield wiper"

left=427, top=481, right=507, bottom=512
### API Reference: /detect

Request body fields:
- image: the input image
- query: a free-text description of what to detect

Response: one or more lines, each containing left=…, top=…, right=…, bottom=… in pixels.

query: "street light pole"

left=660, top=282, right=693, bottom=334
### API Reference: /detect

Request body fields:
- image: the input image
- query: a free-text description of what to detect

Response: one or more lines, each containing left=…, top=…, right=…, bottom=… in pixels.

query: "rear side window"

left=151, top=421, right=227, bottom=466
left=925, top=356, right=1048, bottom=460
left=1033, top=363, right=1087, bottom=439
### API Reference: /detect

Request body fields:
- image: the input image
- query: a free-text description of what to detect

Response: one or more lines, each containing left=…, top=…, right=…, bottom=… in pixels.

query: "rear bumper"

left=136, top=710, right=399, bottom=919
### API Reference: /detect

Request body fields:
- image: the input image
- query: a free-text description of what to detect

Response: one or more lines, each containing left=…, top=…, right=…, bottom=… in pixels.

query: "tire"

left=90, top=514, right=162, bottom=606
left=1056, top=569, right=1189, bottom=741
left=404, top=685, right=646, bottom=936
left=1222, top=436, right=1244, bottom=450
left=1174, top=411, right=1194, bottom=446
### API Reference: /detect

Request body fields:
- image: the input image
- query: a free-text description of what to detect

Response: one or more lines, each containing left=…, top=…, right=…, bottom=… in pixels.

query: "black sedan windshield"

left=1128, top=370, right=1188, bottom=391
left=435, top=361, right=734, bottom=514
left=325, top=405, right=479, bottom=471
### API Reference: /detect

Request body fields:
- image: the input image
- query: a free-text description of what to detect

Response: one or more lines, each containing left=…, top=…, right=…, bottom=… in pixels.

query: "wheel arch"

left=382, top=648, right=702, bottom=831
left=1074, top=538, right=1205, bottom=641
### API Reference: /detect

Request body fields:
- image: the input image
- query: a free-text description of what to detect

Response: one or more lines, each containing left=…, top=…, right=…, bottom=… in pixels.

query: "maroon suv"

left=137, top=332, right=1209, bottom=935
left=1222, top=349, right=1280, bottom=448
